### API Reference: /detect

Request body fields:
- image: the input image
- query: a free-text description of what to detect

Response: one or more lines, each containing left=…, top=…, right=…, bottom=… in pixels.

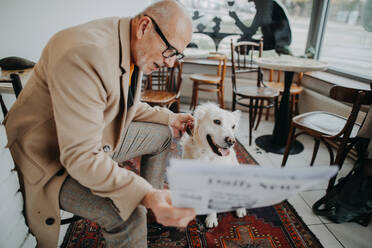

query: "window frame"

left=306, top=0, right=371, bottom=83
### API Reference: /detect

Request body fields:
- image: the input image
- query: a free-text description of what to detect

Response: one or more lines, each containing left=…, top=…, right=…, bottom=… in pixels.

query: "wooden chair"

left=230, top=40, right=280, bottom=146
left=281, top=85, right=372, bottom=188
left=141, top=61, right=183, bottom=113
left=265, top=69, right=304, bottom=119
left=0, top=73, right=23, bottom=117
left=189, top=54, right=227, bottom=110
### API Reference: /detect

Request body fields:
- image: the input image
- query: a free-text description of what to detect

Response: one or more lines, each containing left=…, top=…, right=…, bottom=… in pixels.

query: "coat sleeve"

left=48, top=45, right=152, bottom=221
left=133, top=101, right=175, bottom=125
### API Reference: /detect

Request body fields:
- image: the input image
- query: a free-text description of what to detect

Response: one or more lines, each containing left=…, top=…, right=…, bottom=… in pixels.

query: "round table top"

left=255, top=55, right=328, bottom=72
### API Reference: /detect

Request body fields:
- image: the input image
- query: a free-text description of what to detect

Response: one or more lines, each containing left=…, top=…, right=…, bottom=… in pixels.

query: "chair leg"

left=294, top=95, right=300, bottom=116
left=190, top=82, right=199, bottom=111
left=265, top=100, right=270, bottom=120
left=310, top=138, right=320, bottom=166
left=274, top=96, right=279, bottom=123
left=190, top=82, right=195, bottom=110
left=254, top=99, right=264, bottom=130
left=290, top=94, right=294, bottom=119
left=232, top=93, right=236, bottom=111
left=193, top=84, right=199, bottom=110
left=252, top=99, right=259, bottom=130
left=248, top=98, right=254, bottom=146
left=281, top=125, right=296, bottom=167
left=0, top=94, right=8, bottom=117
left=327, top=141, right=357, bottom=191
left=220, top=84, right=224, bottom=109
left=217, top=85, right=224, bottom=109
left=322, top=139, right=335, bottom=165
left=190, top=81, right=198, bottom=110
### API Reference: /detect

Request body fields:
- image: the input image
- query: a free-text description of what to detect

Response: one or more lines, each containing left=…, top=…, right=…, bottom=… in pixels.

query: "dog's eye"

left=232, top=125, right=236, bottom=129
left=213, top=119, right=221, bottom=125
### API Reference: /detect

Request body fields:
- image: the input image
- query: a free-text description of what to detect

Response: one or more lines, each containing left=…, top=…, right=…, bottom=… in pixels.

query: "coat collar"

left=118, top=17, right=131, bottom=74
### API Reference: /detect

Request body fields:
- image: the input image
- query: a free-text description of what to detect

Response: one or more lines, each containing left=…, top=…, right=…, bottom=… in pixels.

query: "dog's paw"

left=236, top=208, right=247, bottom=218
left=205, top=213, right=218, bottom=228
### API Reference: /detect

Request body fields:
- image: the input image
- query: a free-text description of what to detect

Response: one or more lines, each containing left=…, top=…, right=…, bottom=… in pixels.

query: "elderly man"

left=3, top=0, right=195, bottom=247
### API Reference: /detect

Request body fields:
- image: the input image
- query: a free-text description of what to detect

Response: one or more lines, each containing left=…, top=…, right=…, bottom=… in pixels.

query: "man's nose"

left=164, top=56, right=176, bottom=68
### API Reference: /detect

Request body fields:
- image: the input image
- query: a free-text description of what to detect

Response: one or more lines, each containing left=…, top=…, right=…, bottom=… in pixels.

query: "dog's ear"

left=232, top=110, right=241, bottom=123
left=193, top=104, right=208, bottom=121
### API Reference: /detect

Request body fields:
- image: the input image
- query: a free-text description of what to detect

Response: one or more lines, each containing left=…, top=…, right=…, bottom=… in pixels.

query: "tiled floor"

left=58, top=103, right=372, bottom=248
left=226, top=106, right=372, bottom=248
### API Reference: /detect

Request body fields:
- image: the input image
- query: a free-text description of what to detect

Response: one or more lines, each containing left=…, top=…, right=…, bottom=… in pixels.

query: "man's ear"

left=136, top=16, right=151, bottom=39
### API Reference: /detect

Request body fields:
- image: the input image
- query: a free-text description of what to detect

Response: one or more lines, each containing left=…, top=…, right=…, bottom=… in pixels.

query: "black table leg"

left=256, top=71, right=304, bottom=155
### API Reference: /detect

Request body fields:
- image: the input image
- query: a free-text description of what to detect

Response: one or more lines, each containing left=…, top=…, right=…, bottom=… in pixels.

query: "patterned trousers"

left=59, top=122, right=172, bottom=248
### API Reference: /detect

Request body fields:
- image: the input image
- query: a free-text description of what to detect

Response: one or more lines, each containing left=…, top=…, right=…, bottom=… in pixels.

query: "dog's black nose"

left=225, top=137, right=235, bottom=147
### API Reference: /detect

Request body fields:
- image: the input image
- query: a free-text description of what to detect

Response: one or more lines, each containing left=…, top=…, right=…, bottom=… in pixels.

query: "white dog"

left=181, top=103, right=246, bottom=228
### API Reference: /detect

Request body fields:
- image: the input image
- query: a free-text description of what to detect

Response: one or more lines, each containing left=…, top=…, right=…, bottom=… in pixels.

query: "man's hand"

left=169, top=113, right=194, bottom=138
left=141, top=189, right=196, bottom=227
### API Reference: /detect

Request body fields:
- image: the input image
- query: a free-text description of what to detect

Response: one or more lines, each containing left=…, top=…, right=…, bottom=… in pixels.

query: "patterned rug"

left=61, top=140, right=323, bottom=248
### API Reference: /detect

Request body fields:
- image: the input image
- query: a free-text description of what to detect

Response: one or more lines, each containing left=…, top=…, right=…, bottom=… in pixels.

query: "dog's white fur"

left=181, top=103, right=246, bottom=228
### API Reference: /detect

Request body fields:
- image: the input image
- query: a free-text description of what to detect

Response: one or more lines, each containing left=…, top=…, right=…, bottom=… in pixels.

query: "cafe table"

left=254, top=55, right=328, bottom=155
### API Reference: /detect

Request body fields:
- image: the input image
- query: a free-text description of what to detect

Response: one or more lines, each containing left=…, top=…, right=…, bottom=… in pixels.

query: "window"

left=320, top=0, right=372, bottom=79
left=151, top=0, right=372, bottom=81
left=180, top=0, right=313, bottom=57
left=277, top=0, right=313, bottom=56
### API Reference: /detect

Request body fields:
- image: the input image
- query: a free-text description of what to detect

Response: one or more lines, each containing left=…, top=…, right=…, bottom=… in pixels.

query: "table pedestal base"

left=255, top=135, right=304, bottom=155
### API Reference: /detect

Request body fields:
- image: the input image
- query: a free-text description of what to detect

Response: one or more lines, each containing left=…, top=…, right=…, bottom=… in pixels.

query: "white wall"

left=0, top=0, right=151, bottom=62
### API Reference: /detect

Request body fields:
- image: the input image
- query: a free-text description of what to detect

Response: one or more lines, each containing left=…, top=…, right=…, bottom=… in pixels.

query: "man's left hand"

left=169, top=113, right=194, bottom=138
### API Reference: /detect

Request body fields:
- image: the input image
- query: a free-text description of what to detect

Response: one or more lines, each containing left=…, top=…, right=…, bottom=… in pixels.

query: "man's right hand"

left=141, top=189, right=196, bottom=227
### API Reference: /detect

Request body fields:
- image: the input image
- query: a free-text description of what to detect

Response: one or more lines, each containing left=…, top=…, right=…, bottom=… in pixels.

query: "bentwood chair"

left=189, top=54, right=227, bottom=110
left=265, top=69, right=304, bottom=119
left=0, top=73, right=23, bottom=118
left=230, top=40, right=280, bottom=145
left=281, top=85, right=372, bottom=188
left=141, top=61, right=183, bottom=113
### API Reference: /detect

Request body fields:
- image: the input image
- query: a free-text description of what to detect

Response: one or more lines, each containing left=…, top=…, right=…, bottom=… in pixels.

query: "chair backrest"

left=207, top=54, right=227, bottom=84
left=0, top=73, right=23, bottom=117
left=329, top=85, right=372, bottom=139
left=143, top=60, right=183, bottom=95
left=230, top=39, right=263, bottom=88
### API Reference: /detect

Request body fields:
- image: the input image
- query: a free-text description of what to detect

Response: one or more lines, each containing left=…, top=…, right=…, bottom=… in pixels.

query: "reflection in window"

left=181, top=0, right=313, bottom=57
left=320, top=0, right=372, bottom=79
left=278, top=0, right=312, bottom=56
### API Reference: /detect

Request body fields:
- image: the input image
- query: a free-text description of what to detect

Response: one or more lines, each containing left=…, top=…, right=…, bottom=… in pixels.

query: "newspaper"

left=167, top=159, right=338, bottom=215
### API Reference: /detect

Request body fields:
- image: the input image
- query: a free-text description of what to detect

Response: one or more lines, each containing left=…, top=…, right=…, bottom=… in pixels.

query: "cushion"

left=0, top=57, right=35, bottom=70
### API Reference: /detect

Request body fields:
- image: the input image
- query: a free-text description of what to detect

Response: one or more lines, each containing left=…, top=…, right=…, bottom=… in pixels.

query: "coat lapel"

left=119, top=17, right=131, bottom=114
left=118, top=17, right=144, bottom=130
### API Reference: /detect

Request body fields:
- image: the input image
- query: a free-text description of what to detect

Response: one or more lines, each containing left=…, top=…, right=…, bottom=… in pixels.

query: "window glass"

left=320, top=0, right=372, bottom=79
left=277, top=0, right=312, bottom=56
left=178, top=0, right=312, bottom=57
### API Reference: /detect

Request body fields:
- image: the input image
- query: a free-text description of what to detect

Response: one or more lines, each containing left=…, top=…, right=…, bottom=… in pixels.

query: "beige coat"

left=4, top=17, right=173, bottom=247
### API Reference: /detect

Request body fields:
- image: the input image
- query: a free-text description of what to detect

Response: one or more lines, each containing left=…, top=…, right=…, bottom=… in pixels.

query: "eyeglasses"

left=144, top=15, right=185, bottom=60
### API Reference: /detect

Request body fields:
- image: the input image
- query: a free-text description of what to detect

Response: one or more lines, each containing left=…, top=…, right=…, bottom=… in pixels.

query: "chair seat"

left=141, top=90, right=176, bottom=104
left=266, top=81, right=303, bottom=95
left=293, top=111, right=360, bottom=138
left=190, top=73, right=220, bottom=84
left=235, top=86, right=280, bottom=99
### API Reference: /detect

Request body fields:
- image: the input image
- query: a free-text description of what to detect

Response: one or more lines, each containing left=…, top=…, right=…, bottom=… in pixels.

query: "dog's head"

left=191, top=102, right=241, bottom=156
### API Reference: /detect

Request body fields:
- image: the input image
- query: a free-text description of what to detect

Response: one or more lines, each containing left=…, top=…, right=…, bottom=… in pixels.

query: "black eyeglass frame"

left=144, top=14, right=185, bottom=60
